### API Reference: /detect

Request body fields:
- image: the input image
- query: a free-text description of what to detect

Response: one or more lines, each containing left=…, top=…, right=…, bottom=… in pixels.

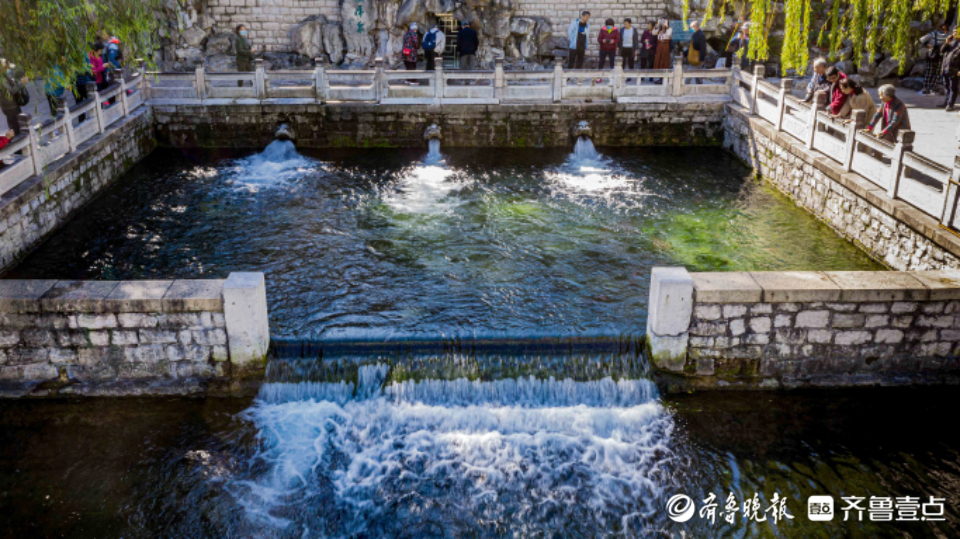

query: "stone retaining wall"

left=723, top=104, right=960, bottom=271
left=0, top=108, right=156, bottom=273
left=0, top=273, right=269, bottom=398
left=153, top=101, right=726, bottom=148
left=647, top=267, right=960, bottom=391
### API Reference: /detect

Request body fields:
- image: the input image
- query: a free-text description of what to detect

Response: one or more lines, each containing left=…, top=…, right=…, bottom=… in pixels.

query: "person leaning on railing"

left=831, top=78, right=876, bottom=122
left=861, top=85, right=911, bottom=143
left=0, top=128, right=14, bottom=150
left=802, top=58, right=829, bottom=103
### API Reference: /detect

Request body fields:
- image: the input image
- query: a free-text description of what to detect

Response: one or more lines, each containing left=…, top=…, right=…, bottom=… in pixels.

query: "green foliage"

left=690, top=0, right=951, bottom=75
left=0, top=0, right=160, bottom=91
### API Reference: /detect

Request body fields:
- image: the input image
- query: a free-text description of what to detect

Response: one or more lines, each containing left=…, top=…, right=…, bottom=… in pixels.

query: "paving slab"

left=105, top=281, right=175, bottom=312
left=691, top=272, right=762, bottom=303
left=823, top=271, right=930, bottom=302
left=906, top=269, right=960, bottom=300
left=0, top=280, right=59, bottom=312
left=163, top=279, right=225, bottom=312
left=750, top=271, right=842, bottom=303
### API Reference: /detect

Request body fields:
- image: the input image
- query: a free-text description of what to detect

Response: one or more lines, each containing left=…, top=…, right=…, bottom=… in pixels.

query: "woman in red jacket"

left=0, top=128, right=15, bottom=150
left=89, top=42, right=108, bottom=92
left=598, top=18, right=620, bottom=70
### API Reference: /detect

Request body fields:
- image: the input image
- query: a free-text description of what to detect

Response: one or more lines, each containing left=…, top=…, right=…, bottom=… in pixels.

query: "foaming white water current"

left=381, top=140, right=470, bottom=215
left=232, top=365, right=675, bottom=537
left=224, top=140, right=317, bottom=191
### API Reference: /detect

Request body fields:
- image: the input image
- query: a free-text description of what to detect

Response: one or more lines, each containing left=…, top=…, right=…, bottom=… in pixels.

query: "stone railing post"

left=646, top=267, right=694, bottom=373
left=117, top=68, right=130, bottom=116
left=138, top=59, right=149, bottom=100
left=374, top=57, right=385, bottom=103
left=315, top=59, right=327, bottom=103
left=223, top=272, right=270, bottom=378
left=89, top=81, right=105, bottom=134
left=749, top=64, right=764, bottom=115
left=613, top=56, right=623, bottom=99
left=887, top=130, right=915, bottom=200
left=435, top=61, right=444, bottom=100
left=842, top=109, right=867, bottom=171
left=729, top=63, right=740, bottom=100
left=805, top=89, right=827, bottom=149
left=943, top=155, right=960, bottom=228
left=19, top=114, right=41, bottom=175
left=553, top=54, right=563, bottom=103
left=255, top=58, right=266, bottom=99
left=775, top=78, right=792, bottom=131
left=58, top=103, right=76, bottom=153
left=494, top=56, right=504, bottom=100
left=194, top=64, right=206, bottom=100
left=671, top=56, right=684, bottom=96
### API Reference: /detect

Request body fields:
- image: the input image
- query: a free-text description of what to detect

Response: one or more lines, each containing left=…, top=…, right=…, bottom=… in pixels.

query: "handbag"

left=688, top=45, right=701, bottom=66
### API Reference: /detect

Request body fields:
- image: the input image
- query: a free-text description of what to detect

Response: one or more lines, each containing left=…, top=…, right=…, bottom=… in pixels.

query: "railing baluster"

left=89, top=82, right=104, bottom=135
left=20, top=114, right=41, bottom=177
left=671, top=57, right=683, bottom=97
left=842, top=110, right=866, bottom=171
left=749, top=64, right=764, bottom=115
left=117, top=68, right=130, bottom=116
left=613, top=57, right=623, bottom=100
left=775, top=78, right=792, bottom=131
left=553, top=55, right=563, bottom=103
left=59, top=103, right=76, bottom=153
left=494, top=57, right=504, bottom=100
left=887, top=130, right=915, bottom=200
left=435, top=62, right=444, bottom=100
left=255, top=59, right=266, bottom=99
left=195, top=64, right=206, bottom=100
left=943, top=157, right=960, bottom=230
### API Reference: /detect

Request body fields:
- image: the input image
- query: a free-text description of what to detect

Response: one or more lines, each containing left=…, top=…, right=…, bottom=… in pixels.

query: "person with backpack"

left=1, top=61, right=29, bottom=135
left=456, top=21, right=479, bottom=70
left=423, top=21, right=446, bottom=71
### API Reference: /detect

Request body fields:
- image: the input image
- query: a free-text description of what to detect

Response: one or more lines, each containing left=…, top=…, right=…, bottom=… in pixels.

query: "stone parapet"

left=648, top=268, right=960, bottom=391
left=0, top=275, right=270, bottom=398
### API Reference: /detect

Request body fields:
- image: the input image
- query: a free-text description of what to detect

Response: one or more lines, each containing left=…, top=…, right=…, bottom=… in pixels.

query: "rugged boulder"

left=292, top=16, right=328, bottom=60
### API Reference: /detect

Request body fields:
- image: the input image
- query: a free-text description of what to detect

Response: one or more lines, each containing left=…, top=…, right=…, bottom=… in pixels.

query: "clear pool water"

left=3, top=143, right=927, bottom=539
left=7, top=142, right=882, bottom=340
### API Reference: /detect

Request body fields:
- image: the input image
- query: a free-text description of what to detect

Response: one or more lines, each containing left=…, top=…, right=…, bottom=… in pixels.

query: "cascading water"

left=573, top=135, right=600, bottom=161
left=426, top=137, right=442, bottom=163
left=234, top=357, right=675, bottom=537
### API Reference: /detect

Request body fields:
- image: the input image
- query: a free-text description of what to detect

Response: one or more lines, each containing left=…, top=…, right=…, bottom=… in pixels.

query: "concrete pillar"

left=117, top=68, right=130, bottom=116
left=646, top=267, right=693, bottom=373
left=255, top=58, right=266, bottom=99
left=223, top=272, right=270, bottom=377
left=20, top=114, right=41, bottom=175
left=613, top=56, right=623, bottom=99
left=374, top=57, right=384, bottom=102
left=749, top=64, right=764, bottom=115
left=494, top=56, right=504, bottom=100
left=805, top=90, right=827, bottom=149
left=58, top=103, right=76, bottom=153
left=435, top=61, right=444, bottom=99
left=887, top=130, right=915, bottom=200
left=842, top=109, right=866, bottom=171
left=775, top=78, right=792, bottom=131
left=671, top=56, right=684, bottom=96
left=553, top=54, right=563, bottom=103
left=943, top=155, right=960, bottom=228
left=88, top=81, right=104, bottom=134
left=194, top=64, right=206, bottom=100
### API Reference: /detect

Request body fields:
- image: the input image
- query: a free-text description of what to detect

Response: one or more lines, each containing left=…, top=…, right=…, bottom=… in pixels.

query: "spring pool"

left=7, top=142, right=881, bottom=340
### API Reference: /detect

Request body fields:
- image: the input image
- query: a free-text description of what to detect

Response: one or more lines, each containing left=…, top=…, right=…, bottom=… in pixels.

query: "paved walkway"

left=4, top=77, right=958, bottom=169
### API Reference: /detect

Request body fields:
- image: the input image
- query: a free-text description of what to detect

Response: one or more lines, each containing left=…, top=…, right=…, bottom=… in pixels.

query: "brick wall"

left=647, top=267, right=960, bottom=391
left=0, top=108, right=156, bottom=273
left=154, top=101, right=726, bottom=149
left=0, top=274, right=270, bottom=398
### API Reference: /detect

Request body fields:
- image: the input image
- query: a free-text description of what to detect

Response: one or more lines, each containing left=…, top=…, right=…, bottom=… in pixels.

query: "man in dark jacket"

left=235, top=24, right=255, bottom=88
left=618, top=18, right=639, bottom=70
left=457, top=21, right=479, bottom=70
left=941, top=29, right=960, bottom=111
left=0, top=64, right=28, bottom=135
left=688, top=20, right=706, bottom=83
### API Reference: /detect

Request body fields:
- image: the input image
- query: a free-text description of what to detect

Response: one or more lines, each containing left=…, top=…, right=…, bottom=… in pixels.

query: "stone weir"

left=647, top=267, right=960, bottom=392
left=153, top=102, right=727, bottom=149
left=0, top=274, right=269, bottom=398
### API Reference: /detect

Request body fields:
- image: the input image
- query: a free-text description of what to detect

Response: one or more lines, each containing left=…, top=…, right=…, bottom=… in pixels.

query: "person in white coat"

left=423, top=21, right=446, bottom=71
left=567, top=11, right=591, bottom=69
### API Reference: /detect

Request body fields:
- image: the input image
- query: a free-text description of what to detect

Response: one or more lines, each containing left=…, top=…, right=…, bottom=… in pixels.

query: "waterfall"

left=426, top=138, right=442, bottom=163
left=573, top=135, right=599, bottom=161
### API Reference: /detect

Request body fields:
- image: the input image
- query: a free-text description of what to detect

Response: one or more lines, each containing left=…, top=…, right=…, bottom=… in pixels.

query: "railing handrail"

left=728, top=67, right=960, bottom=234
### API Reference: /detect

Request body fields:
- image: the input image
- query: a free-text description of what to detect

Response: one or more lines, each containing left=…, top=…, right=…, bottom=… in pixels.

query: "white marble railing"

left=731, top=64, right=960, bottom=235
left=0, top=65, right=146, bottom=197
left=145, top=56, right=734, bottom=105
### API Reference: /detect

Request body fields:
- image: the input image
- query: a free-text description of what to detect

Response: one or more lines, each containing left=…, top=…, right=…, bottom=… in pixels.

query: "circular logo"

left=666, top=494, right=695, bottom=523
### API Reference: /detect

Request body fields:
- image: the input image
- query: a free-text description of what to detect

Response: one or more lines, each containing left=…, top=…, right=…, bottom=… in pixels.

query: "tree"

left=0, top=0, right=160, bottom=91
left=688, top=0, right=953, bottom=75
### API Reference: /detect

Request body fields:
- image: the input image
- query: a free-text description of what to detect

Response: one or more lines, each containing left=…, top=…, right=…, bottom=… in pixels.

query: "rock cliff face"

left=158, top=0, right=557, bottom=70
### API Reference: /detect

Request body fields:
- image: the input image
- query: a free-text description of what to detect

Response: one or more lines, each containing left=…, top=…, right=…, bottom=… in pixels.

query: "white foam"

left=232, top=374, right=674, bottom=535
left=224, top=140, right=317, bottom=192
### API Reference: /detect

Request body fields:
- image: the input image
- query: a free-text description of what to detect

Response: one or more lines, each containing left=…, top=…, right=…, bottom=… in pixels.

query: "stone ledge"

left=690, top=270, right=960, bottom=303
left=0, top=279, right=225, bottom=313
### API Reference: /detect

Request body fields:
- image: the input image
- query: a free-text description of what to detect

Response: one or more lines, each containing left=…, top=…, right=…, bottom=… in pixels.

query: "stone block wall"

left=154, top=101, right=726, bottom=148
left=0, top=274, right=270, bottom=398
left=723, top=104, right=960, bottom=271
left=203, top=0, right=338, bottom=53
left=647, top=267, right=960, bottom=391
left=0, top=108, right=156, bottom=273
